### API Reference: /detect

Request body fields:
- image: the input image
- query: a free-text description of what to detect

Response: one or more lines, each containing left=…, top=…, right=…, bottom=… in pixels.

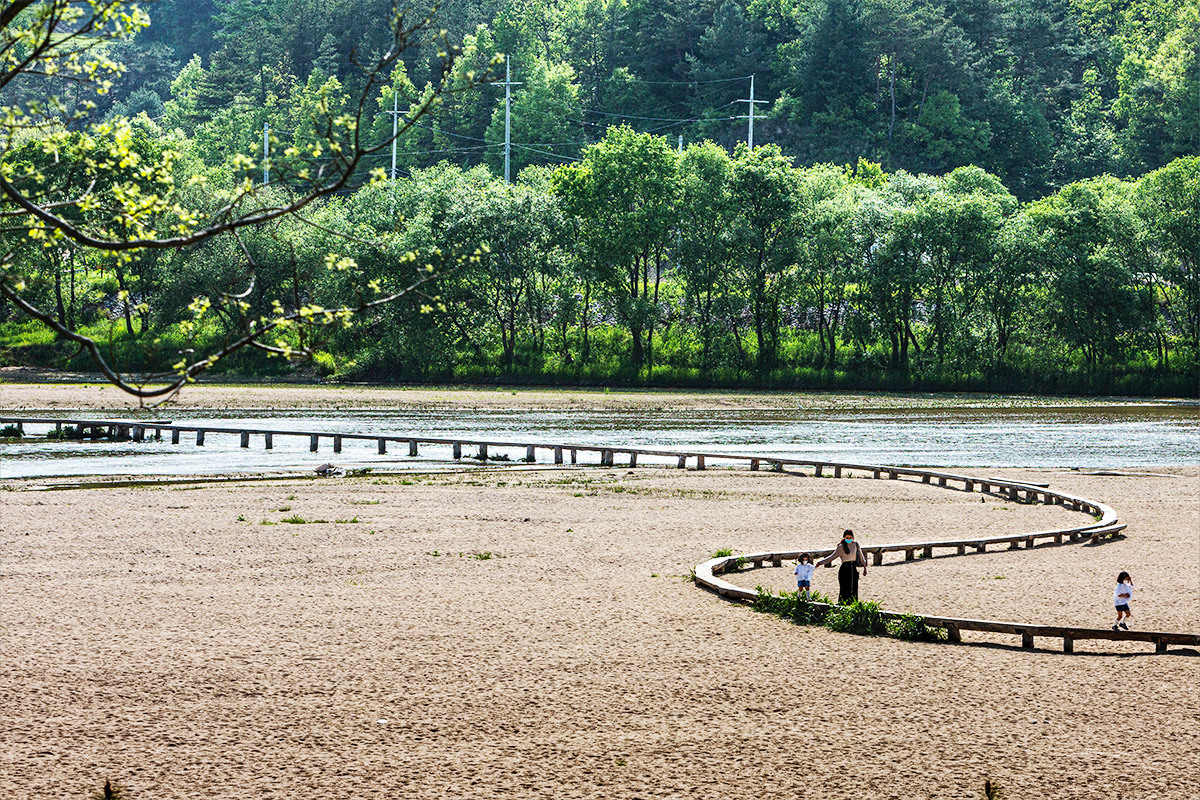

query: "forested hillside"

left=13, top=0, right=1196, bottom=195
left=0, top=0, right=1196, bottom=395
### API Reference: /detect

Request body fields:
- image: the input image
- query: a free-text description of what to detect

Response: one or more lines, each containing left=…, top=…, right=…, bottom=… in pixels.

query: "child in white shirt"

left=794, top=553, right=815, bottom=601
left=1112, top=571, right=1133, bottom=631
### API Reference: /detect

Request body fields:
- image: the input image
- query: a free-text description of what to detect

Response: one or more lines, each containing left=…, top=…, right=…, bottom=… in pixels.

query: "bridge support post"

left=409, top=440, right=418, bottom=457
left=696, top=456, right=705, bottom=470
left=479, top=444, right=488, bottom=461
left=378, top=438, right=387, bottom=455
left=452, top=442, right=462, bottom=460
left=310, top=435, right=319, bottom=452
left=974, top=543, right=987, bottom=553
left=172, top=429, right=180, bottom=444
left=265, top=433, right=273, bottom=450
left=1025, top=537, right=1035, bottom=549
left=677, top=456, right=687, bottom=469
left=554, top=446, right=563, bottom=465
left=889, top=470, right=898, bottom=480
left=905, top=549, right=915, bottom=561
left=957, top=544, right=965, bottom=555
left=1063, top=637, right=1074, bottom=653
left=1009, top=540, right=1020, bottom=550
left=240, top=431, right=250, bottom=448
left=873, top=469, right=881, bottom=479
left=628, top=452, right=636, bottom=467
left=814, top=464, right=823, bottom=477
left=923, top=546, right=933, bottom=558
left=965, top=480, right=974, bottom=491
left=527, top=445, right=537, bottom=462
left=946, top=625, right=961, bottom=643
left=1155, top=638, right=1167, bottom=654
left=872, top=551, right=882, bottom=566
left=1022, top=632, right=1034, bottom=649
left=834, top=466, right=842, bottom=478
left=750, top=459, right=759, bottom=471
left=196, top=430, right=205, bottom=446
left=570, top=449, right=577, bottom=464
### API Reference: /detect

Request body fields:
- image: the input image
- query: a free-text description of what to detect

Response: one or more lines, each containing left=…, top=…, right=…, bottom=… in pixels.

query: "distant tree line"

left=6, top=0, right=1194, bottom=200
left=4, top=120, right=1195, bottom=395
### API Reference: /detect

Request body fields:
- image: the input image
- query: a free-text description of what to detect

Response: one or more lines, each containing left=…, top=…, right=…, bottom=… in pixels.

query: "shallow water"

left=1, top=402, right=1197, bottom=479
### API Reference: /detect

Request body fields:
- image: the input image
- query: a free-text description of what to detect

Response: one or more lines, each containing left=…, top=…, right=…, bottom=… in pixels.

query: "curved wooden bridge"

left=4, top=415, right=1196, bottom=654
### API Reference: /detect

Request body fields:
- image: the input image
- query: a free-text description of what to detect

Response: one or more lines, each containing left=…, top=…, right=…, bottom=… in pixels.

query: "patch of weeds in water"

left=469, top=551, right=505, bottom=560
left=45, top=425, right=82, bottom=440
left=260, top=518, right=276, bottom=525
left=371, top=479, right=392, bottom=485
left=286, top=494, right=296, bottom=501
left=276, top=505, right=292, bottom=512
left=650, top=573, right=659, bottom=578
left=346, top=467, right=374, bottom=477
left=712, top=548, right=734, bottom=558
left=429, top=550, right=441, bottom=557
left=0, top=424, right=23, bottom=438
left=281, top=515, right=327, bottom=524
left=236, top=514, right=246, bottom=522
left=350, top=499, right=381, bottom=505
left=335, top=516, right=360, bottom=524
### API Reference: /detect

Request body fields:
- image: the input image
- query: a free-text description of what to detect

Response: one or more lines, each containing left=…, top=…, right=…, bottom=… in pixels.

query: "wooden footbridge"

left=3, top=414, right=1195, bottom=654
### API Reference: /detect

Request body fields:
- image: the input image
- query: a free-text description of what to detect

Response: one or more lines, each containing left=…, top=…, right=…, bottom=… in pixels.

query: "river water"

left=1, top=402, right=1197, bottom=479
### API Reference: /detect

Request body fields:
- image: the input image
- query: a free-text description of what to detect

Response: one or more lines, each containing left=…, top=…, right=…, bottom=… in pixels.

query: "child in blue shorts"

left=794, top=553, right=815, bottom=601
left=1112, top=571, right=1133, bottom=630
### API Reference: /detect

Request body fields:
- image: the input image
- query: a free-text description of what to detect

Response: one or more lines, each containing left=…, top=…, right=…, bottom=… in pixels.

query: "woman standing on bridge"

left=816, top=530, right=867, bottom=604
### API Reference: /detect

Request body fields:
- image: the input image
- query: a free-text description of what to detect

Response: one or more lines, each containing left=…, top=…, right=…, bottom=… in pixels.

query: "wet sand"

left=3, top=457, right=1198, bottom=800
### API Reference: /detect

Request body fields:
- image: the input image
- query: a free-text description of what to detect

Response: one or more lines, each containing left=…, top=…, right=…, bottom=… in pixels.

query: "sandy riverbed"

left=1, top=384, right=1198, bottom=799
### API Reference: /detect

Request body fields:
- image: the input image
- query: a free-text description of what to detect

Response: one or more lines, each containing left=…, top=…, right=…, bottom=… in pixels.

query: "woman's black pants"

left=838, top=561, right=859, bottom=604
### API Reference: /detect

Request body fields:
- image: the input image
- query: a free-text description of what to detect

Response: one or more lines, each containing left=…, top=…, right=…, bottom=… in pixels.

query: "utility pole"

left=385, top=91, right=403, bottom=180
left=737, top=75, right=768, bottom=151
left=500, top=58, right=522, bottom=184
left=262, top=122, right=269, bottom=186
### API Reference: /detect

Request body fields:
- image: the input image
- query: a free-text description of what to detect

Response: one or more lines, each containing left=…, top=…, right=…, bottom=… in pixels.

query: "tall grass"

left=753, top=588, right=946, bottom=642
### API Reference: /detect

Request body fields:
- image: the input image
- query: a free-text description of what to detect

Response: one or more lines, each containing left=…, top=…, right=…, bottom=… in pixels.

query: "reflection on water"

left=1, top=404, right=1197, bottom=479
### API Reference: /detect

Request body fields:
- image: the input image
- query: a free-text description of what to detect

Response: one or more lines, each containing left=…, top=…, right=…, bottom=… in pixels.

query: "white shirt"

left=1113, top=582, right=1133, bottom=606
left=794, top=563, right=815, bottom=583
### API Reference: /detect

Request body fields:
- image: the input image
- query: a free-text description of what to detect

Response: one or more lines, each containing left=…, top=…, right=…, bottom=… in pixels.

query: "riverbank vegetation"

left=1, top=0, right=1196, bottom=396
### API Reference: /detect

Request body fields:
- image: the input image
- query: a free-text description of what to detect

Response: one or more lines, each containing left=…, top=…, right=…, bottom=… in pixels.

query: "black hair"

left=843, top=529, right=854, bottom=538
left=1117, top=571, right=1131, bottom=584
left=799, top=553, right=812, bottom=564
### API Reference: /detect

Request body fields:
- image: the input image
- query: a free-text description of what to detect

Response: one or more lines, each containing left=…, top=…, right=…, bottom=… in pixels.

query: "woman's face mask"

left=844, top=539, right=853, bottom=546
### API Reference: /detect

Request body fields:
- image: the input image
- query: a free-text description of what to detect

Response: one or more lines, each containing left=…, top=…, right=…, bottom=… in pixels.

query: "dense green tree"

left=552, top=125, right=679, bottom=373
